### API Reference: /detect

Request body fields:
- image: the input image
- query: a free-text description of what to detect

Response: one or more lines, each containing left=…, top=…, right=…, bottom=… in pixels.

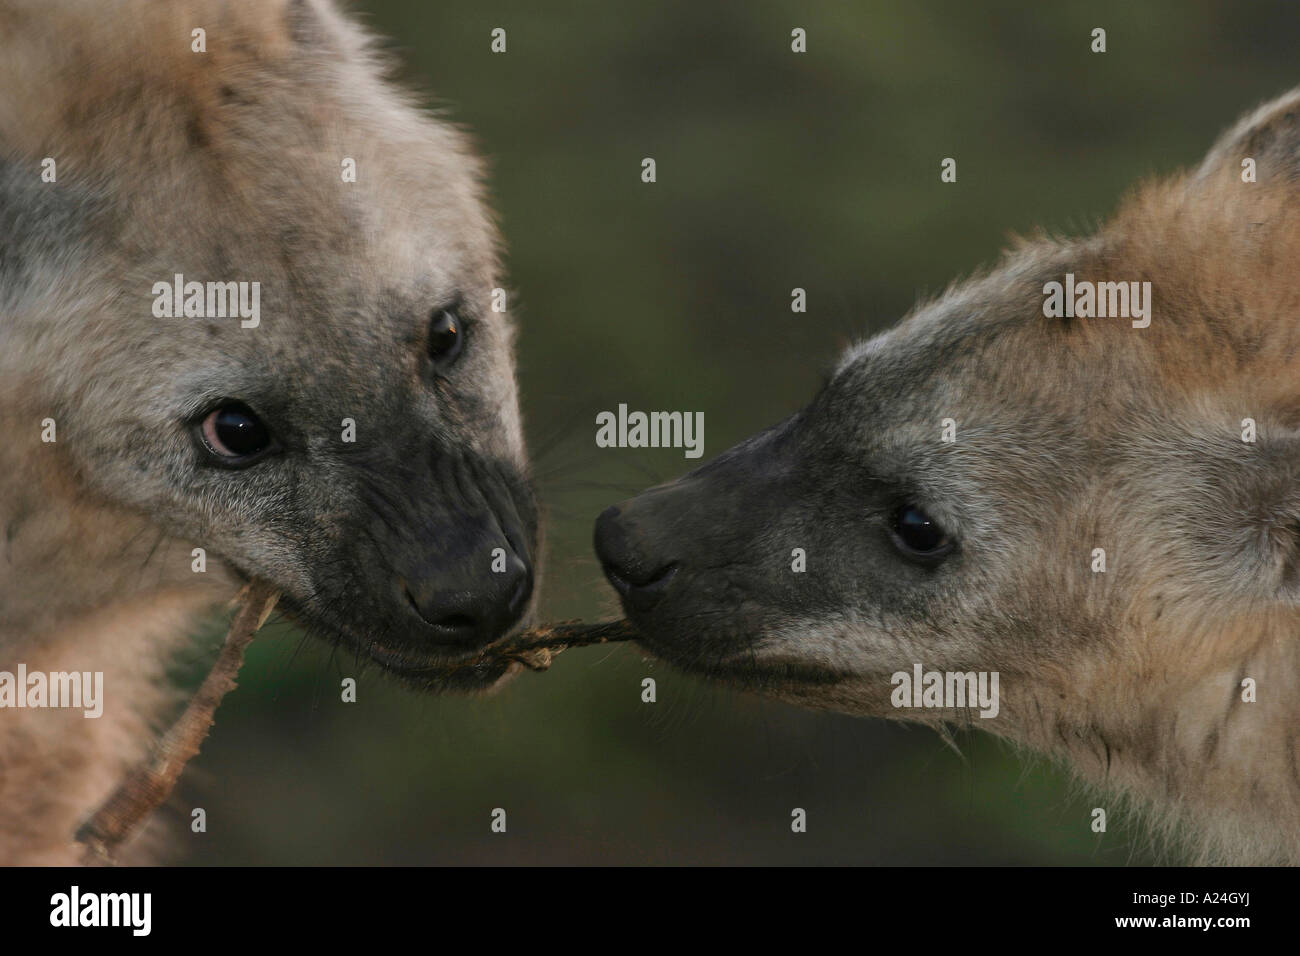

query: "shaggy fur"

left=597, top=88, right=1300, bottom=865
left=0, top=0, right=533, bottom=864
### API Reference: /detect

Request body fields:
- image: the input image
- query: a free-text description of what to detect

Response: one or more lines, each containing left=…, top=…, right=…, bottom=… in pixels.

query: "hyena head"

left=0, top=0, right=536, bottom=682
left=596, top=90, right=1300, bottom=859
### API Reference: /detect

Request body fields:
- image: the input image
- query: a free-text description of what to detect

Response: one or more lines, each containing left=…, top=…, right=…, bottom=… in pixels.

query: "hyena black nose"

left=594, top=505, right=679, bottom=612
left=403, top=548, right=533, bottom=649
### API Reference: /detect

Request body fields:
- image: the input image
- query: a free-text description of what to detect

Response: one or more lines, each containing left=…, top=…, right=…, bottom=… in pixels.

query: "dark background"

left=181, top=0, right=1300, bottom=864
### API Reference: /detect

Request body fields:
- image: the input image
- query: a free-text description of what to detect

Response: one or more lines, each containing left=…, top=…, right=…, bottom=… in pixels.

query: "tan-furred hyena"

left=596, top=89, right=1300, bottom=865
left=0, top=0, right=538, bottom=864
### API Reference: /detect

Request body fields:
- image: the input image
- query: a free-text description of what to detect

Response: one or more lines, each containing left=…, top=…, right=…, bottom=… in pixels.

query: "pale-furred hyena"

left=597, top=89, right=1300, bottom=864
left=0, top=0, right=537, bottom=863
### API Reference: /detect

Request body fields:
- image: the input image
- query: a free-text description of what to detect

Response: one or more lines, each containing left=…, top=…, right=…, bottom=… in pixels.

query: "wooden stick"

left=75, top=581, right=280, bottom=864
left=463, top=617, right=637, bottom=672
left=74, top=580, right=635, bottom=863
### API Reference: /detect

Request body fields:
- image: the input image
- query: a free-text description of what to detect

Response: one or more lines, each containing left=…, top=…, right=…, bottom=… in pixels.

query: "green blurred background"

left=180, top=0, right=1300, bottom=864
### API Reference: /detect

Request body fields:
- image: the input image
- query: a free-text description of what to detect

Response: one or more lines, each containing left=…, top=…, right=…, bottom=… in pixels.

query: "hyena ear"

left=1195, top=87, right=1300, bottom=187
left=282, top=0, right=368, bottom=59
left=285, top=0, right=338, bottom=50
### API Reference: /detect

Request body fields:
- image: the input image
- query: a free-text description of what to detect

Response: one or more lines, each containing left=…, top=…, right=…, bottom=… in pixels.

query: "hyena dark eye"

left=199, top=402, right=274, bottom=463
left=890, top=503, right=953, bottom=561
left=427, top=306, right=464, bottom=366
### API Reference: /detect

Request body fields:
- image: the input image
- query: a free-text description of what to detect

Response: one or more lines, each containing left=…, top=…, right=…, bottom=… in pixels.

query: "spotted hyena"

left=596, top=88, right=1300, bottom=865
left=0, top=0, right=534, bottom=863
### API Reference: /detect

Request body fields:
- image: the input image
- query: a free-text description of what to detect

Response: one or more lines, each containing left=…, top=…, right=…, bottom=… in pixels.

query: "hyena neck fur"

left=1005, top=604, right=1300, bottom=865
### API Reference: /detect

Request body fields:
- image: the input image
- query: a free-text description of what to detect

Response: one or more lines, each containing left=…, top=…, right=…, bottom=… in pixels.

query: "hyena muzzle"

left=595, top=88, right=1300, bottom=865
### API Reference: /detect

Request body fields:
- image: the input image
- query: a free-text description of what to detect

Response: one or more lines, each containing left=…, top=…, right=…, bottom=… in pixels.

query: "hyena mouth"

left=364, top=639, right=521, bottom=691
left=274, top=594, right=521, bottom=691
left=687, top=650, right=854, bottom=690
left=626, top=618, right=856, bottom=690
